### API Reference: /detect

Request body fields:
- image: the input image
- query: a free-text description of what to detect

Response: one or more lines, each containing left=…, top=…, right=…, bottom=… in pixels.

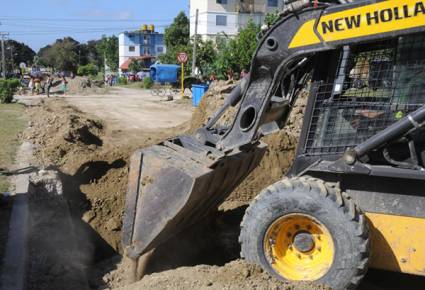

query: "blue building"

left=119, top=25, right=166, bottom=74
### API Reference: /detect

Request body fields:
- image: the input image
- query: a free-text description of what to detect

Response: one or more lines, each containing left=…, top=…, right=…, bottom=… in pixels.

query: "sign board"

left=177, top=52, right=188, bottom=64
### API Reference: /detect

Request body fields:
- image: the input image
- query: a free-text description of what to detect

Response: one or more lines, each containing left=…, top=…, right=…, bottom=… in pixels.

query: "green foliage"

left=0, top=79, right=20, bottom=103
left=38, top=38, right=104, bottom=73
left=143, top=76, right=154, bottom=89
left=164, top=12, right=190, bottom=48
left=118, top=76, right=128, bottom=85
left=195, top=38, right=217, bottom=77
left=38, top=37, right=80, bottom=72
left=212, top=20, right=260, bottom=78
left=265, top=11, right=281, bottom=27
left=4, top=39, right=36, bottom=70
left=97, top=35, right=119, bottom=72
left=77, top=63, right=98, bottom=76
left=159, top=12, right=219, bottom=78
left=159, top=12, right=191, bottom=74
left=79, top=39, right=103, bottom=68
left=128, top=59, right=146, bottom=73
left=0, top=103, right=27, bottom=192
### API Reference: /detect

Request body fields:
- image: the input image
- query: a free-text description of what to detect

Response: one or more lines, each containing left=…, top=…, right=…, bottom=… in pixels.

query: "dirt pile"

left=190, top=80, right=308, bottom=203
left=24, top=100, right=175, bottom=254
left=111, top=259, right=330, bottom=290
left=65, top=76, right=106, bottom=95
left=23, top=80, right=309, bottom=290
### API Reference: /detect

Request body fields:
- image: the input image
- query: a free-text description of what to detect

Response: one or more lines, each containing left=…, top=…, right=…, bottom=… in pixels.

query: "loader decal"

left=289, top=0, right=425, bottom=49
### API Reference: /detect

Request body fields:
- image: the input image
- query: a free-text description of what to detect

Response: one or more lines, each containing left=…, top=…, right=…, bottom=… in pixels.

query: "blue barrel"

left=192, top=84, right=209, bottom=107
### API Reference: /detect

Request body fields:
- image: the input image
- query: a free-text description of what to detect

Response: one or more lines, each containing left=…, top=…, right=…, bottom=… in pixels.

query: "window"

left=143, top=35, right=150, bottom=45
left=144, top=47, right=150, bottom=55
left=304, top=35, right=425, bottom=156
left=129, top=46, right=135, bottom=52
left=268, top=0, right=278, bottom=7
left=217, top=0, right=227, bottom=4
left=216, top=15, right=227, bottom=26
left=157, top=46, right=164, bottom=53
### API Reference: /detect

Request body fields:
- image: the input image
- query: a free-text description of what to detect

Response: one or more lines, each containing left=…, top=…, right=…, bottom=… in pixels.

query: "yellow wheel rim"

left=263, top=213, right=335, bottom=281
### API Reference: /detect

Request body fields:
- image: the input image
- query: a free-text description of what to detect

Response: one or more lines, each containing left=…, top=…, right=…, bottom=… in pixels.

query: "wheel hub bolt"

left=293, top=232, right=315, bottom=253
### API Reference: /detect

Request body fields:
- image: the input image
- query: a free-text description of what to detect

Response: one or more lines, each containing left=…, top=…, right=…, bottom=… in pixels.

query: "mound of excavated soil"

left=62, top=76, right=106, bottom=95
left=190, top=80, right=308, bottom=203
left=24, top=100, right=178, bottom=254
left=111, top=259, right=329, bottom=290
left=24, top=80, right=309, bottom=290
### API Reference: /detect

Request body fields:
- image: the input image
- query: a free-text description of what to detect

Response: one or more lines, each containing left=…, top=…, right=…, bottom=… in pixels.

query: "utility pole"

left=191, top=9, right=199, bottom=77
left=0, top=32, right=8, bottom=79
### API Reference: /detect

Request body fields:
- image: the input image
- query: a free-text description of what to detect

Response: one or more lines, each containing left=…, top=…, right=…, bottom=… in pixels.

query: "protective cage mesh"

left=304, top=33, right=425, bottom=156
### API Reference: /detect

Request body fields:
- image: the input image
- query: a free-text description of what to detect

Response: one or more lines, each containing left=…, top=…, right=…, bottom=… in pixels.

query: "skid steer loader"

left=122, top=0, right=425, bottom=288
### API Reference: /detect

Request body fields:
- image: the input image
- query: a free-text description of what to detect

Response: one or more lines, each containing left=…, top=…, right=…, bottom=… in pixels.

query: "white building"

left=189, top=0, right=285, bottom=40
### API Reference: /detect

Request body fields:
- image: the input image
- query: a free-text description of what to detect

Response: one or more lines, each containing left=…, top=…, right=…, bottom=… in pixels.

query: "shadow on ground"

left=26, top=158, right=126, bottom=290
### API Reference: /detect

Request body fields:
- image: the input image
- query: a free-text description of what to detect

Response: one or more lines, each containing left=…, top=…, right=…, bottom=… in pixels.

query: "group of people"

left=105, top=74, right=118, bottom=86
left=209, top=69, right=249, bottom=83
left=25, top=74, right=68, bottom=97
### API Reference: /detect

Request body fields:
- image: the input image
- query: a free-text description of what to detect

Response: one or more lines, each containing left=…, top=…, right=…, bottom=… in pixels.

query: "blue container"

left=150, top=64, right=180, bottom=84
left=192, top=84, right=209, bottom=107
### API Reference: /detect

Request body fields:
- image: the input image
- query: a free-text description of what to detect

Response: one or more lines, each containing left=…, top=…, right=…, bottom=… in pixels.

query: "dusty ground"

left=20, top=81, right=425, bottom=290
left=22, top=81, right=313, bottom=290
left=115, top=260, right=330, bottom=290
left=62, top=87, right=193, bottom=132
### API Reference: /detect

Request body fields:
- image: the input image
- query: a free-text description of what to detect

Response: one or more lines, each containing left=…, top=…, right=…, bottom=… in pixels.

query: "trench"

left=25, top=160, right=248, bottom=290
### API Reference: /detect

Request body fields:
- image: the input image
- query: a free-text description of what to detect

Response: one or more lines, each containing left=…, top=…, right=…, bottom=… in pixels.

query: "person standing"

left=61, top=76, right=68, bottom=95
left=34, top=76, right=41, bottom=95
left=28, top=76, right=35, bottom=95
left=45, top=75, right=53, bottom=98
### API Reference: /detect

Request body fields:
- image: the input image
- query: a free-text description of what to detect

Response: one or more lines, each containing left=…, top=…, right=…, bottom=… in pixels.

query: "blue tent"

left=150, top=64, right=180, bottom=84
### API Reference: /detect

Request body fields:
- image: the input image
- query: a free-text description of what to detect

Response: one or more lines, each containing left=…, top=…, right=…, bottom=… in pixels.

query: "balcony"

left=235, top=0, right=268, bottom=14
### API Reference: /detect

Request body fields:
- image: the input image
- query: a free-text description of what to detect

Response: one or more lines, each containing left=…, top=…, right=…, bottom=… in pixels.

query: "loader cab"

left=291, top=32, right=425, bottom=176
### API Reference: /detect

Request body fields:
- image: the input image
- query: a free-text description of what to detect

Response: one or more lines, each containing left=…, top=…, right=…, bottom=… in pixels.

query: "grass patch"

left=118, top=82, right=145, bottom=90
left=0, top=103, right=27, bottom=192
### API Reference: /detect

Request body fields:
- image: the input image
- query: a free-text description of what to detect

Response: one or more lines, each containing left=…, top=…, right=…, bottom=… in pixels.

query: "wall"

left=118, top=31, right=165, bottom=68
left=190, top=0, right=284, bottom=39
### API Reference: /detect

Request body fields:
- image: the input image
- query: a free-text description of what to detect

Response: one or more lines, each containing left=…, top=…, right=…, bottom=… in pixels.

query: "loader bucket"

left=122, top=136, right=266, bottom=259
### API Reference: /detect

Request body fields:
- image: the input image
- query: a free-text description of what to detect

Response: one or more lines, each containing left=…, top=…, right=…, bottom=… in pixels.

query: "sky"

left=1, top=0, right=189, bottom=52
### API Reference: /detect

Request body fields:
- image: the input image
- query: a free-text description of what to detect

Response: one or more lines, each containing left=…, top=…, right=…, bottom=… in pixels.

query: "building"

left=189, top=0, right=285, bottom=40
left=119, top=25, right=166, bottom=74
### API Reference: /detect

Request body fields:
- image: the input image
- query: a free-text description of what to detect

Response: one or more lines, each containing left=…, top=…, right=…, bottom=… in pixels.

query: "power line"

left=0, top=17, right=175, bottom=23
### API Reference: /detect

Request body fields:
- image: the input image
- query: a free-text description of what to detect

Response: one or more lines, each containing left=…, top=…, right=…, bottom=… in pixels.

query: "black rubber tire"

left=239, top=177, right=370, bottom=290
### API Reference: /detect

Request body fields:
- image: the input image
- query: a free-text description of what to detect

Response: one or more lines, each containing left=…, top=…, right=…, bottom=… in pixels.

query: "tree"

left=77, top=63, right=98, bottom=76
left=97, top=35, right=119, bottom=72
left=194, top=38, right=217, bottom=77
left=164, top=12, right=190, bottom=48
left=38, top=37, right=80, bottom=72
left=128, top=59, right=147, bottom=73
left=234, top=20, right=260, bottom=71
left=212, top=20, right=260, bottom=78
left=4, top=40, right=36, bottom=71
